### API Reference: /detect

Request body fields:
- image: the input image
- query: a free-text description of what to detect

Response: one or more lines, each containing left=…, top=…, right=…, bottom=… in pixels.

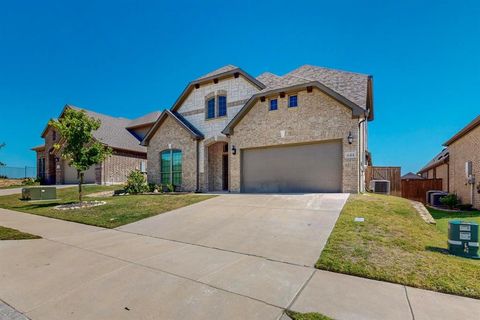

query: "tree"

left=0, top=143, right=5, bottom=167
left=49, top=108, right=111, bottom=202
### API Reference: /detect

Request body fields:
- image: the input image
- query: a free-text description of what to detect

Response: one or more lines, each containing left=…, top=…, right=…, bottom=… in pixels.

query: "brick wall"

left=448, top=125, right=480, bottom=209
left=229, top=88, right=363, bottom=193
left=146, top=116, right=198, bottom=191
left=101, top=149, right=147, bottom=185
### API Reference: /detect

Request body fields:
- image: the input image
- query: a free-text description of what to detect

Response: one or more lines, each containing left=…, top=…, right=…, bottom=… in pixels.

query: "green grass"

left=0, top=226, right=41, bottom=240
left=316, top=193, right=480, bottom=299
left=0, top=185, right=215, bottom=228
left=286, top=311, right=333, bottom=320
left=428, top=207, right=480, bottom=234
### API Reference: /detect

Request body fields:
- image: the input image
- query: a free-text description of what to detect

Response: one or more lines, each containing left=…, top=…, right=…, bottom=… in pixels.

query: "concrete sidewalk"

left=0, top=206, right=479, bottom=320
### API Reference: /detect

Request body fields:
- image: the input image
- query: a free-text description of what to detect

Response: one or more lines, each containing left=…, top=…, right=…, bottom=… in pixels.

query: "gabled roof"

left=141, top=109, right=204, bottom=146
left=31, top=144, right=45, bottom=151
left=43, top=105, right=147, bottom=153
left=443, top=115, right=480, bottom=146
left=127, top=111, right=163, bottom=128
left=401, top=172, right=424, bottom=180
left=170, top=65, right=266, bottom=112
left=418, top=148, right=449, bottom=174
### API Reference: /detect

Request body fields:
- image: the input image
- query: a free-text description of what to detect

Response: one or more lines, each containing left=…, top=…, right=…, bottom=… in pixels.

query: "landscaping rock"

left=54, top=201, right=107, bottom=210
left=410, top=200, right=436, bottom=224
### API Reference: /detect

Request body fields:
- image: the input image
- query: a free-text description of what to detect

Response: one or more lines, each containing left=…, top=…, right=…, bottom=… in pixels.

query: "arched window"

left=160, top=149, right=182, bottom=186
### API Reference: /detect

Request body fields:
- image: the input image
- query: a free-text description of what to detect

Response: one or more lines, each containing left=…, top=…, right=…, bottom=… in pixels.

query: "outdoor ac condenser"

left=369, top=180, right=391, bottom=195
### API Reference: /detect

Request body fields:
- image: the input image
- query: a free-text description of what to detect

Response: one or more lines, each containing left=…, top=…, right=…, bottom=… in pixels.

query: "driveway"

left=118, top=193, right=348, bottom=266
left=1, top=194, right=479, bottom=320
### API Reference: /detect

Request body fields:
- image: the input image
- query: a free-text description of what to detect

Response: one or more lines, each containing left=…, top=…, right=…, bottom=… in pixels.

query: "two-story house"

left=141, top=64, right=374, bottom=193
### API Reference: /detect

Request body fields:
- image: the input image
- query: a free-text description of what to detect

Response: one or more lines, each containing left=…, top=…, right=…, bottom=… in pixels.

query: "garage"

left=241, top=140, right=343, bottom=193
left=64, top=164, right=96, bottom=184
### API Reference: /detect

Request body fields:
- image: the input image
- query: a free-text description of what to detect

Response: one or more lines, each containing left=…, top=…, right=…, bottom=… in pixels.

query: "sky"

left=0, top=0, right=479, bottom=174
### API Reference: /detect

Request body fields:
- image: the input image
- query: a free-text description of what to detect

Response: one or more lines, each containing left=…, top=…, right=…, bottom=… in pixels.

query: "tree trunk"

left=78, top=171, right=84, bottom=203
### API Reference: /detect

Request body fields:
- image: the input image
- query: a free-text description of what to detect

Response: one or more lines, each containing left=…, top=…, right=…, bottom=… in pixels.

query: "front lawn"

left=0, top=185, right=215, bottom=228
left=428, top=207, right=480, bottom=235
left=0, top=226, right=41, bottom=240
left=317, top=194, right=480, bottom=299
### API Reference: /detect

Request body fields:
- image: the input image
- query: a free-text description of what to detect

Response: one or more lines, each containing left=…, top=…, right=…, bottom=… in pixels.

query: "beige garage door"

left=64, top=164, right=96, bottom=184
left=241, top=141, right=342, bottom=193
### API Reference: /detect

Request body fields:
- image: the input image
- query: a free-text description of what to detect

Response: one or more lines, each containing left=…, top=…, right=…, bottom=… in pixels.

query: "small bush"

left=440, top=194, right=459, bottom=209
left=148, top=183, right=160, bottom=192
left=124, top=170, right=148, bottom=194
left=166, top=183, right=175, bottom=193
left=21, top=178, right=37, bottom=186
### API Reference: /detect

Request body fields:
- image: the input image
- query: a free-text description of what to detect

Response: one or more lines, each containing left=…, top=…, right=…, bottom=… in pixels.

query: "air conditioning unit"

left=369, top=180, right=391, bottom=194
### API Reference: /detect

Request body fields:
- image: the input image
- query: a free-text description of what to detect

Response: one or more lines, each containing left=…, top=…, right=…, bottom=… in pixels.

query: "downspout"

left=358, top=114, right=367, bottom=193
left=195, top=139, right=200, bottom=192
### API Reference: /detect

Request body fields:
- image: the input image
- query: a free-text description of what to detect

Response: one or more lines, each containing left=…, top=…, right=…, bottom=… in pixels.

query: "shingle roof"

left=443, top=115, right=480, bottom=146
left=256, top=72, right=283, bottom=88
left=196, top=65, right=239, bottom=81
left=127, top=111, right=163, bottom=128
left=67, top=105, right=147, bottom=153
left=274, top=65, right=370, bottom=110
left=418, top=148, right=449, bottom=173
left=401, top=172, right=424, bottom=180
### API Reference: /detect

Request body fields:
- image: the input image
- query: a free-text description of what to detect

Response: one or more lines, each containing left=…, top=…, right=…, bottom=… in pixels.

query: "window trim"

left=206, top=97, right=216, bottom=119
left=160, top=149, right=182, bottom=186
left=269, top=98, right=278, bottom=111
left=288, top=95, right=298, bottom=108
left=218, top=95, right=227, bottom=117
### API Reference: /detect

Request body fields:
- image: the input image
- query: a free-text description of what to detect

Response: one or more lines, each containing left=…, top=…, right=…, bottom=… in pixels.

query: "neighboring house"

left=444, top=115, right=480, bottom=209
left=141, top=64, right=374, bottom=193
left=32, top=105, right=158, bottom=185
left=401, top=172, right=424, bottom=180
left=418, top=148, right=450, bottom=191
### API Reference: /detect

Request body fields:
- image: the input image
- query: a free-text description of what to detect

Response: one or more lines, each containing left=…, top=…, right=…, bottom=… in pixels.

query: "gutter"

left=358, top=116, right=367, bottom=192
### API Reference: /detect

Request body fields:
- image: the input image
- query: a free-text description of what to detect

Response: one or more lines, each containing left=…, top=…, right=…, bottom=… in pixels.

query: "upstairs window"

left=269, top=99, right=278, bottom=111
left=288, top=95, right=298, bottom=108
left=218, top=96, right=227, bottom=117
left=52, top=131, right=57, bottom=141
left=206, top=98, right=215, bottom=119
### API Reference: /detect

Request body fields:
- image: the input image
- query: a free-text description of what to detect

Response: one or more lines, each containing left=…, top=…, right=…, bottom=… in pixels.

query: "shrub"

left=166, top=183, right=175, bottom=193
left=440, top=194, right=459, bottom=209
left=148, top=183, right=160, bottom=192
left=124, top=170, right=148, bottom=194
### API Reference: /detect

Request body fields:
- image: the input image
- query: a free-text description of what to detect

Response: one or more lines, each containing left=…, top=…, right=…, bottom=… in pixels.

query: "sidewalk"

left=0, top=207, right=479, bottom=320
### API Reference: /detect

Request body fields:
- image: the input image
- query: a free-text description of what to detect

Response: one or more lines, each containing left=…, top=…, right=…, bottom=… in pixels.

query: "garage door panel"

left=241, top=141, right=342, bottom=193
left=64, top=164, right=96, bottom=184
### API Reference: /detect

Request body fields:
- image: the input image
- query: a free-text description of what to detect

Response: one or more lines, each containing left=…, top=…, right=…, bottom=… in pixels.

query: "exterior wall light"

left=347, top=132, right=354, bottom=144
left=232, top=145, right=237, bottom=155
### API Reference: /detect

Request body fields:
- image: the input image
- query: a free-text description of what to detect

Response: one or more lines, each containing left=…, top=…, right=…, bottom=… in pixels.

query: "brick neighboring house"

left=141, top=64, right=374, bottom=193
left=418, top=115, right=480, bottom=209
left=32, top=105, right=158, bottom=185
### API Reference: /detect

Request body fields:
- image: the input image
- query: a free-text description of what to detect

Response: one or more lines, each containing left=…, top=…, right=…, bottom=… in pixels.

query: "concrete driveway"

left=118, top=193, right=348, bottom=266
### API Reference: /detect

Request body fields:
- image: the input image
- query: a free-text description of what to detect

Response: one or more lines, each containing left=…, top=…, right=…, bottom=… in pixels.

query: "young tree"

left=49, top=108, right=111, bottom=202
left=0, top=143, right=5, bottom=167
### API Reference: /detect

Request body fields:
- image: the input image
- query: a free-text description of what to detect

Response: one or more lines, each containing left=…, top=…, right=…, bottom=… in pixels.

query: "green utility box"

left=22, top=187, right=57, bottom=201
left=448, top=220, right=479, bottom=259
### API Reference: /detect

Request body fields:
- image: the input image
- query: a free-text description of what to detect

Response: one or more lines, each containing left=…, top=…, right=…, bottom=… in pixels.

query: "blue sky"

left=0, top=0, right=479, bottom=173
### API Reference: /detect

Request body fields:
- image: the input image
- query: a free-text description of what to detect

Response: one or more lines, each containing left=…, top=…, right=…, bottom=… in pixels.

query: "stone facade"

left=448, top=125, right=480, bottom=209
left=228, top=88, right=364, bottom=193
left=146, top=116, right=198, bottom=191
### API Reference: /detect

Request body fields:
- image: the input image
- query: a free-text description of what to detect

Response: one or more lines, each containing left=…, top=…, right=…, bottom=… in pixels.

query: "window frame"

left=206, top=97, right=216, bottom=119
left=269, top=98, right=278, bottom=111
left=288, top=95, right=298, bottom=108
left=218, top=95, right=227, bottom=117
left=160, top=149, right=182, bottom=186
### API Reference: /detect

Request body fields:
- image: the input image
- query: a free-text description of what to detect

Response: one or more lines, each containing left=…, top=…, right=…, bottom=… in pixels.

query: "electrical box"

left=22, top=187, right=57, bottom=201
left=448, top=220, right=479, bottom=259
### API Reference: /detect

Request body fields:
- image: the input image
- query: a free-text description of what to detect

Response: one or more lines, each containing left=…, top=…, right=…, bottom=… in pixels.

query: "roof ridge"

left=287, top=64, right=371, bottom=77
left=67, top=104, right=131, bottom=121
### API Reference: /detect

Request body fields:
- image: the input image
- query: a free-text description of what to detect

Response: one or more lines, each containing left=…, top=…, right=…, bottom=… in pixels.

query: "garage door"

left=64, top=164, right=96, bottom=184
left=241, top=141, right=342, bottom=193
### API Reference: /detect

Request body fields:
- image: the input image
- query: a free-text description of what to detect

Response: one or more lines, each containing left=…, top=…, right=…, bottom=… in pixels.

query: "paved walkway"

left=0, top=196, right=479, bottom=320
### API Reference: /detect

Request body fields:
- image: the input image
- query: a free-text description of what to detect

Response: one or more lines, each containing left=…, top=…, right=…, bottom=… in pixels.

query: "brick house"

left=418, top=115, right=480, bottom=208
left=141, top=64, right=374, bottom=193
left=32, top=105, right=158, bottom=185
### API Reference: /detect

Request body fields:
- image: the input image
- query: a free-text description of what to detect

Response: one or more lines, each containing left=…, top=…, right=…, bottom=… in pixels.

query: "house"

left=418, top=148, right=450, bottom=191
left=141, top=64, right=374, bottom=193
left=443, top=115, right=480, bottom=209
left=401, top=172, right=424, bottom=180
left=32, top=105, right=158, bottom=185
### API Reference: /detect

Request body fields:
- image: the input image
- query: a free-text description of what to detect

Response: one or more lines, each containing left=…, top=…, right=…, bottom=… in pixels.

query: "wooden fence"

left=365, top=166, right=401, bottom=196
left=401, top=179, right=443, bottom=203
